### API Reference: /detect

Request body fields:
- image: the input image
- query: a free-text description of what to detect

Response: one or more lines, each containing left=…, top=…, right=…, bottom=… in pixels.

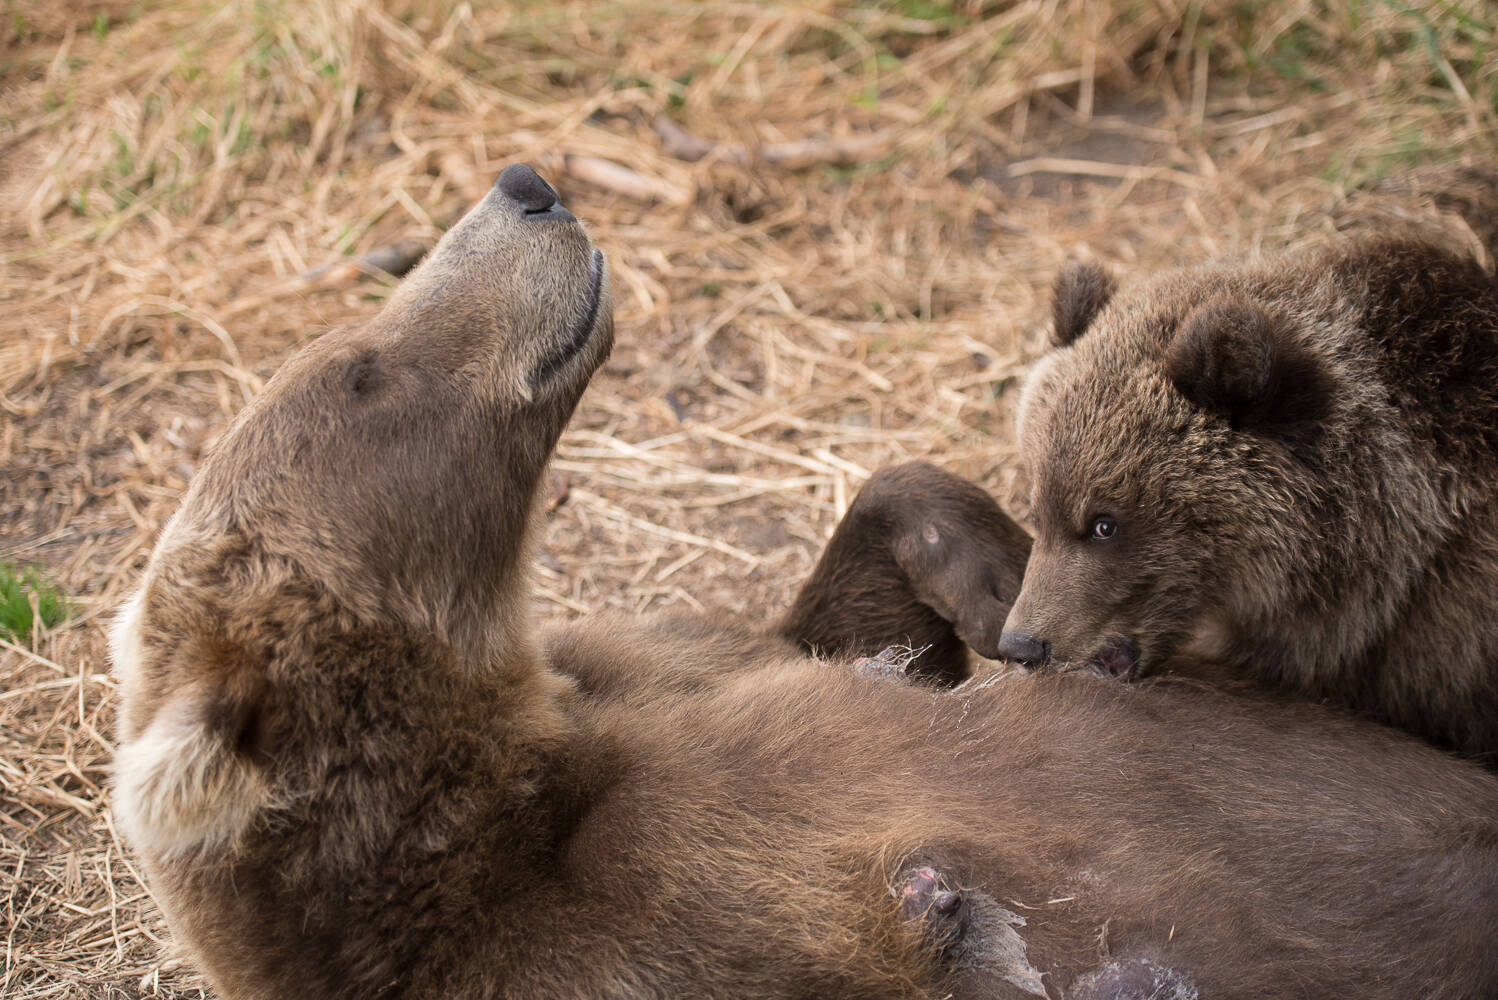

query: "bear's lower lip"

left=532, top=247, right=606, bottom=384
left=1091, top=639, right=1139, bottom=680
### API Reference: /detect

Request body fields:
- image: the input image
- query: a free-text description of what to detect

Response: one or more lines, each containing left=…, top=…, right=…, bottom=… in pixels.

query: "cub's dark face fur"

left=1009, top=260, right=1338, bottom=677
left=1007, top=244, right=1498, bottom=758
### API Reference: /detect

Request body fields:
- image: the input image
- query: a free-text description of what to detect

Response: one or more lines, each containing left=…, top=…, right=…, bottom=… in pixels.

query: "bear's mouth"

left=532, top=247, right=606, bottom=385
left=1089, top=638, right=1139, bottom=681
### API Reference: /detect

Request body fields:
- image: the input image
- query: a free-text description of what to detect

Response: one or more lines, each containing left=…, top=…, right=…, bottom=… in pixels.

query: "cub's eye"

left=1089, top=515, right=1118, bottom=541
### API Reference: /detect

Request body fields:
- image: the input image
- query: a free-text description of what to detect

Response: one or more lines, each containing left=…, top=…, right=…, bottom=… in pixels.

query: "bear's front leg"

left=778, top=462, right=1031, bottom=685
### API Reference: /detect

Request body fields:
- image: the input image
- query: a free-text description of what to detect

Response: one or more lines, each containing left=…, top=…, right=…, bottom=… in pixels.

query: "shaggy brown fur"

left=1000, top=183, right=1498, bottom=762
left=113, top=168, right=1498, bottom=1000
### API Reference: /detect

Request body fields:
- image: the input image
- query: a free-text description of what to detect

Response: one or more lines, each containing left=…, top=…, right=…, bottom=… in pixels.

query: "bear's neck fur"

left=145, top=588, right=597, bottom=997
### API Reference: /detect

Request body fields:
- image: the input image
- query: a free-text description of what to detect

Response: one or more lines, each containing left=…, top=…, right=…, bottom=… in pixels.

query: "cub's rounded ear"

left=1050, top=261, right=1116, bottom=347
left=1166, top=297, right=1327, bottom=428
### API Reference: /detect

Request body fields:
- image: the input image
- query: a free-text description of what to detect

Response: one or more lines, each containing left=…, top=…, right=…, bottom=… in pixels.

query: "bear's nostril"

left=996, top=631, right=1050, bottom=668
left=497, top=163, right=563, bottom=215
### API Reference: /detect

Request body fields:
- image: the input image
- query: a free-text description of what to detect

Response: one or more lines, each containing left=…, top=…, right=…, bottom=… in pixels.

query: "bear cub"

left=999, top=228, right=1498, bottom=762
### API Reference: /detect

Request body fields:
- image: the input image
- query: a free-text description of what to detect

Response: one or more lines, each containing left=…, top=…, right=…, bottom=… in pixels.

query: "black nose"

left=996, top=631, right=1050, bottom=668
left=497, top=164, right=571, bottom=219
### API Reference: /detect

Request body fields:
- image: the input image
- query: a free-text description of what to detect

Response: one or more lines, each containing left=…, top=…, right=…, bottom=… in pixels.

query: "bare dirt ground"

left=1, top=1, right=1494, bottom=996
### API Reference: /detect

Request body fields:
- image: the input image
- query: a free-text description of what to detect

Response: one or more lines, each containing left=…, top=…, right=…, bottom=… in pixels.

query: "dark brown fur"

left=113, top=169, right=1498, bottom=999
left=1004, top=213, right=1498, bottom=762
left=778, top=460, right=1031, bottom=684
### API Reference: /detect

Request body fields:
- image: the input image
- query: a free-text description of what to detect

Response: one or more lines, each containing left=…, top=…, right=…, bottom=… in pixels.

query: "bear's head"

left=111, top=165, right=611, bottom=856
left=996, top=260, right=1331, bottom=679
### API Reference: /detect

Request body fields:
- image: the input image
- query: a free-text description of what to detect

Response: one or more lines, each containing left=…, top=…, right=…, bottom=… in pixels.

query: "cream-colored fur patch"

left=1014, top=350, right=1060, bottom=454
left=1181, top=608, right=1236, bottom=663
left=112, top=697, right=269, bottom=857
left=108, top=588, right=145, bottom=686
left=110, top=590, right=269, bottom=856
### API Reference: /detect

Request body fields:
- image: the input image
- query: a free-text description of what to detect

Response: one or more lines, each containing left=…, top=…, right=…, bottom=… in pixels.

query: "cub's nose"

left=996, top=631, right=1050, bottom=669
left=497, top=164, right=573, bottom=221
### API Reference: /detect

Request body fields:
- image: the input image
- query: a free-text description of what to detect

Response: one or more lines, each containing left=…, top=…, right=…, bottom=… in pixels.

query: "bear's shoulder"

left=1325, top=239, right=1498, bottom=468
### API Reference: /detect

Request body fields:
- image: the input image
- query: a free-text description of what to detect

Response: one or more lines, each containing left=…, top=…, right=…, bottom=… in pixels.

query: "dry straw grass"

left=1, top=0, right=1494, bottom=994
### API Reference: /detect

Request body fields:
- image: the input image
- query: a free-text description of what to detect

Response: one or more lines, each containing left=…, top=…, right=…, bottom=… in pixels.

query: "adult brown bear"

left=995, top=189, right=1498, bottom=763
left=112, top=166, right=1498, bottom=1000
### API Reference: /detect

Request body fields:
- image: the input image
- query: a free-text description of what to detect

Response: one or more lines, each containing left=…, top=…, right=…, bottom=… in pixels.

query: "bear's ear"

left=1051, top=261, right=1116, bottom=347
left=1165, top=297, right=1328, bottom=429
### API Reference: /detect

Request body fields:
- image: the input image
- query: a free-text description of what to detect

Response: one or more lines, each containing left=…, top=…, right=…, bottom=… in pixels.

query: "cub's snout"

left=994, top=631, right=1048, bottom=668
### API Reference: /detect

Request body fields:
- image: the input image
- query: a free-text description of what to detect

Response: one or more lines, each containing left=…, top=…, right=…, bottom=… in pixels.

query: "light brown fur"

left=113, top=169, right=1498, bottom=999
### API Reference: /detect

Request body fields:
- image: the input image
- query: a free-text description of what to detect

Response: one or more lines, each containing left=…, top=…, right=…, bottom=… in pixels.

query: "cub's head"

left=997, top=260, right=1330, bottom=679
left=111, top=166, right=610, bottom=856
